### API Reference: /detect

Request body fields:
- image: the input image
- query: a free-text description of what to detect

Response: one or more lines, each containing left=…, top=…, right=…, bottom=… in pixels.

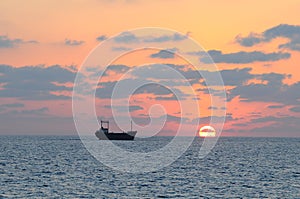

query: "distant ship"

left=95, top=120, right=137, bottom=140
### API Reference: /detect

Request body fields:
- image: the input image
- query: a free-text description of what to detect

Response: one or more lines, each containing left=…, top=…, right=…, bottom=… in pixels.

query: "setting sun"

left=199, top=126, right=216, bottom=137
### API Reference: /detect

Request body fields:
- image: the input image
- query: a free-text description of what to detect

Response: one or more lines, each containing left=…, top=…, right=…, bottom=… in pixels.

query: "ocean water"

left=0, top=136, right=299, bottom=198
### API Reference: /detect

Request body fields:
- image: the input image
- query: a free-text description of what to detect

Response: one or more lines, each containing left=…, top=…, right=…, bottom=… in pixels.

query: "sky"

left=0, top=0, right=300, bottom=137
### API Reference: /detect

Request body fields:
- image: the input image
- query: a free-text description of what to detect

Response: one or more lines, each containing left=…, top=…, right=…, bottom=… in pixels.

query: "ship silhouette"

left=95, top=120, right=137, bottom=140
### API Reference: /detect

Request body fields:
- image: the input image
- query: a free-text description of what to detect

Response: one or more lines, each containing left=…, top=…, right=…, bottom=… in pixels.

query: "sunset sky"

left=1, top=0, right=300, bottom=137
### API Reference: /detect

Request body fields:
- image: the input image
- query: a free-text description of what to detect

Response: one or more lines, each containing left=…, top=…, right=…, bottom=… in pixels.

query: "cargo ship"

left=95, top=120, right=137, bottom=140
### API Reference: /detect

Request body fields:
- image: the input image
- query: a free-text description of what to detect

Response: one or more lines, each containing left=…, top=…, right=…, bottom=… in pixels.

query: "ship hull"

left=95, top=130, right=137, bottom=140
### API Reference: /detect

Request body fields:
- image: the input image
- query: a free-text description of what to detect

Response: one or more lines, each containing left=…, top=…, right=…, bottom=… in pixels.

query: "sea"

left=0, top=136, right=299, bottom=198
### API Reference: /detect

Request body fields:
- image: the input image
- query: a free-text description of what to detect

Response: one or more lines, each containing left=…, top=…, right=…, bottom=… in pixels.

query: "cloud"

left=87, top=65, right=131, bottom=82
left=3, top=107, right=49, bottom=117
left=232, top=123, right=248, bottom=127
left=249, top=125, right=300, bottom=135
left=143, top=33, right=187, bottom=43
left=0, top=103, right=24, bottom=108
left=202, top=50, right=290, bottom=64
left=155, top=94, right=178, bottom=101
left=96, top=81, right=117, bottom=99
left=131, top=64, right=187, bottom=80
left=129, top=105, right=143, bottom=112
left=103, top=64, right=130, bottom=75
left=279, top=39, right=300, bottom=51
left=96, top=63, right=196, bottom=100
left=251, top=116, right=287, bottom=123
left=193, top=115, right=235, bottom=124
left=96, top=79, right=186, bottom=99
left=236, top=24, right=300, bottom=51
left=96, top=35, right=108, bottom=41
left=64, top=39, right=85, bottom=46
left=202, top=68, right=254, bottom=86
left=150, top=48, right=177, bottom=59
left=104, top=105, right=143, bottom=112
left=114, top=32, right=138, bottom=43
left=19, top=107, right=49, bottom=115
left=222, top=68, right=254, bottom=85
left=129, top=63, right=205, bottom=86
left=118, top=64, right=299, bottom=107
left=257, top=72, right=290, bottom=85
left=228, top=73, right=300, bottom=105
left=113, top=32, right=188, bottom=44
left=133, top=83, right=174, bottom=95
left=163, top=114, right=188, bottom=123
left=267, top=105, right=285, bottom=109
left=0, top=64, right=76, bottom=100
left=0, top=36, right=22, bottom=48
left=0, top=103, right=25, bottom=112
left=235, top=33, right=262, bottom=47
left=0, top=114, right=76, bottom=135
left=0, top=35, right=38, bottom=48
left=0, top=65, right=75, bottom=83
left=248, top=115, right=300, bottom=134
left=130, top=66, right=256, bottom=98
left=289, top=106, right=300, bottom=113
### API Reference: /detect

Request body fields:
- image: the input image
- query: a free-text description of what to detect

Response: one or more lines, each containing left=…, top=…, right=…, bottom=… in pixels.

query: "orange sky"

left=0, top=0, right=300, bottom=136
left=0, top=0, right=299, bottom=65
